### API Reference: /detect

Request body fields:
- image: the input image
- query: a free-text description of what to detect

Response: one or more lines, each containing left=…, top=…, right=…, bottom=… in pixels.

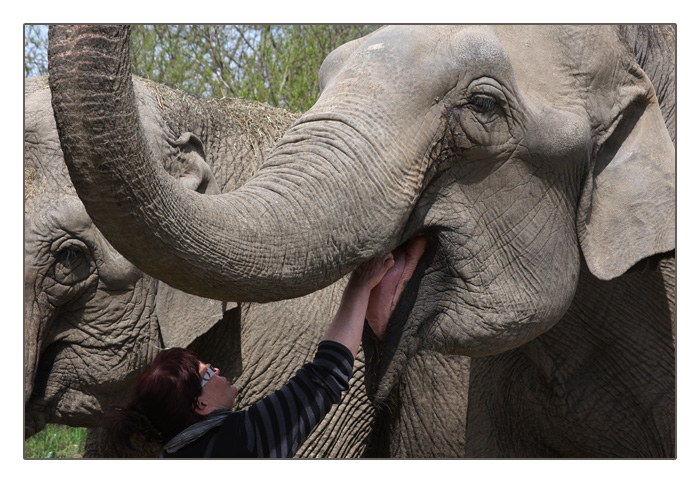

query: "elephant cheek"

left=421, top=194, right=582, bottom=356
left=419, top=261, right=580, bottom=357
left=423, top=302, right=566, bottom=357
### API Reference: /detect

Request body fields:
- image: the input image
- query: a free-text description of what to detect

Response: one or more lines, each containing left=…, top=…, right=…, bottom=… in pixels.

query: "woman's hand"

left=366, top=236, right=427, bottom=339
left=322, top=237, right=426, bottom=356
left=348, top=254, right=396, bottom=292
left=322, top=254, right=395, bottom=358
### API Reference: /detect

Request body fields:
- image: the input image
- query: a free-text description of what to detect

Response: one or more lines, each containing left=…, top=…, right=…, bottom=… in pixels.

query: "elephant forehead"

left=29, top=194, right=93, bottom=235
left=359, top=25, right=628, bottom=116
left=25, top=135, right=75, bottom=206
left=324, top=26, right=462, bottom=104
left=492, top=25, right=629, bottom=109
left=332, top=25, right=627, bottom=114
left=364, top=25, right=506, bottom=67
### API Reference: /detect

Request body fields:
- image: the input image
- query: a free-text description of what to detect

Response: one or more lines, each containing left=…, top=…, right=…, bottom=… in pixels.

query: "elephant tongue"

left=366, top=236, right=427, bottom=333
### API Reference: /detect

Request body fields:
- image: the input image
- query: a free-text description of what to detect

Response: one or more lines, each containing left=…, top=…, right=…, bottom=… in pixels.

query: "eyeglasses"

left=201, top=366, right=216, bottom=388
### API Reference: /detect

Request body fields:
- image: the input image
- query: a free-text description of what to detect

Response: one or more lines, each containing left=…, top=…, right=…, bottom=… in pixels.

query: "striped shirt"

left=162, top=340, right=354, bottom=458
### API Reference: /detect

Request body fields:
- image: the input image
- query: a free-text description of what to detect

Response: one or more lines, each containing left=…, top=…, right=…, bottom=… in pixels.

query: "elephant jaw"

left=366, top=228, right=581, bottom=404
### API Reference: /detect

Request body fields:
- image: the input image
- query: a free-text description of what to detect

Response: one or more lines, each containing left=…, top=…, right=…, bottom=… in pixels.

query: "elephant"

left=368, top=24, right=677, bottom=458
left=46, top=24, right=675, bottom=458
left=455, top=25, right=676, bottom=458
left=24, top=75, right=379, bottom=457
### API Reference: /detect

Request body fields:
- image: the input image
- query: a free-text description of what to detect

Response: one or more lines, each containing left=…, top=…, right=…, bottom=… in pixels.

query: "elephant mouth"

left=389, top=233, right=434, bottom=314
left=365, top=231, right=439, bottom=401
left=24, top=340, right=66, bottom=437
left=25, top=370, right=53, bottom=437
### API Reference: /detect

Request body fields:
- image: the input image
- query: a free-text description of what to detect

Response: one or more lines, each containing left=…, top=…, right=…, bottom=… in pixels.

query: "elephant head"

left=24, top=77, right=235, bottom=436
left=47, top=25, right=674, bottom=404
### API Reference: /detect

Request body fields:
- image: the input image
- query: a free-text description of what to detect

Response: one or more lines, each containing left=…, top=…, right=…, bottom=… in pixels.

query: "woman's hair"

left=110, top=347, right=205, bottom=452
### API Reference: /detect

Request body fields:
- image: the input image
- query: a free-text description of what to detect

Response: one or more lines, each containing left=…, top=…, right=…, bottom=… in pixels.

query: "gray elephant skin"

left=372, top=24, right=676, bottom=458
left=46, top=24, right=675, bottom=458
left=25, top=73, right=468, bottom=458
left=24, top=76, right=378, bottom=457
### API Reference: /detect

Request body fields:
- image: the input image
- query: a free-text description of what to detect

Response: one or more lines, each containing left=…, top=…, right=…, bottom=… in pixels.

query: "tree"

left=129, top=25, right=378, bottom=112
left=24, top=25, right=49, bottom=78
left=229, top=25, right=379, bottom=111
left=25, top=24, right=377, bottom=111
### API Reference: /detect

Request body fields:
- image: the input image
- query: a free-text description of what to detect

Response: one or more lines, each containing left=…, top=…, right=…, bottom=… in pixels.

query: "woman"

left=110, top=237, right=426, bottom=457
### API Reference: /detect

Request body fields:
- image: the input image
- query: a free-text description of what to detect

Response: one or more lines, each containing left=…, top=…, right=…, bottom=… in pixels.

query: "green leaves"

left=26, top=24, right=376, bottom=111
left=129, top=25, right=378, bottom=112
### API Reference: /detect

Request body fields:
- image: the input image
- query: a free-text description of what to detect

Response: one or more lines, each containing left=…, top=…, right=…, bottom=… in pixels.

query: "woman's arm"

left=241, top=254, right=399, bottom=458
left=243, top=341, right=353, bottom=457
left=322, top=254, right=395, bottom=357
left=326, top=235, right=428, bottom=352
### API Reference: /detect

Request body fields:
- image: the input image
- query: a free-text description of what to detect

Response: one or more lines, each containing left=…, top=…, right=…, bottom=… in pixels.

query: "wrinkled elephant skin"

left=46, top=25, right=675, bottom=457
left=24, top=79, right=161, bottom=433
left=24, top=77, right=380, bottom=457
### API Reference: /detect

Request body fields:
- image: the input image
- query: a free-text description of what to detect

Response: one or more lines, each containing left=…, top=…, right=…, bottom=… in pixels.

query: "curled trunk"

left=49, top=25, right=415, bottom=302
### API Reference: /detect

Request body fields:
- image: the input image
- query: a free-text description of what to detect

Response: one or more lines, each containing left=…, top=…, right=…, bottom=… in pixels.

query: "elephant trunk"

left=48, top=25, right=424, bottom=302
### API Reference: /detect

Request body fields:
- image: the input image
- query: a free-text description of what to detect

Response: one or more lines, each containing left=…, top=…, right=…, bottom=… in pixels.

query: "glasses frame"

left=201, top=366, right=216, bottom=388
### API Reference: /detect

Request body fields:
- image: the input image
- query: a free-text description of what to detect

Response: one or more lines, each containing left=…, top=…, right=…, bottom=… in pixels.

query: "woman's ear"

left=577, top=73, right=675, bottom=281
left=194, top=398, right=212, bottom=416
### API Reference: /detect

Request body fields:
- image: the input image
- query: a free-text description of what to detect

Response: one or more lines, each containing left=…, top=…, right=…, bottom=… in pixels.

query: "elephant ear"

left=156, top=132, right=227, bottom=347
left=577, top=74, right=675, bottom=281
left=166, top=132, right=221, bottom=195
left=156, top=283, right=237, bottom=348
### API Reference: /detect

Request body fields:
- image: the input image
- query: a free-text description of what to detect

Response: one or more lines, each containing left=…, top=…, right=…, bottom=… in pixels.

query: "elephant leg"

left=464, top=352, right=562, bottom=457
left=82, top=427, right=101, bottom=458
left=397, top=351, right=471, bottom=457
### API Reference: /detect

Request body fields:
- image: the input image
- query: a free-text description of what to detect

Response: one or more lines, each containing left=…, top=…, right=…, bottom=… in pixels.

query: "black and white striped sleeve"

left=241, top=340, right=354, bottom=458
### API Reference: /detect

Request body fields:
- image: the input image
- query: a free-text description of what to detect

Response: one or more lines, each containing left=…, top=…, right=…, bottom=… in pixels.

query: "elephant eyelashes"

left=53, top=243, right=90, bottom=284
left=467, top=95, right=497, bottom=114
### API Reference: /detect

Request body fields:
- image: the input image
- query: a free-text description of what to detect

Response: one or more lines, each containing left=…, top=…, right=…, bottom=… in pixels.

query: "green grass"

left=24, top=425, right=86, bottom=459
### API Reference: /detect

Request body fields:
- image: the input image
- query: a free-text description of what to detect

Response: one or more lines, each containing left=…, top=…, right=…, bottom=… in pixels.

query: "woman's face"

left=195, top=362, right=239, bottom=414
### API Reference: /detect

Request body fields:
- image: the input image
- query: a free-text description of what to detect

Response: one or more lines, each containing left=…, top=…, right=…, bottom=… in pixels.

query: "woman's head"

left=194, top=361, right=240, bottom=416
left=110, top=347, right=206, bottom=451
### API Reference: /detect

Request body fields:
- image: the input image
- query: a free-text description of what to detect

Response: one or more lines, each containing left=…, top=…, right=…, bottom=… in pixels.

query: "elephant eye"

left=53, top=241, right=91, bottom=284
left=467, top=94, right=497, bottom=114
left=57, top=246, right=79, bottom=265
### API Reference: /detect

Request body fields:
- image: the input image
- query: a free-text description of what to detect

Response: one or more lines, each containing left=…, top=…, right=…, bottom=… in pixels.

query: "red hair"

left=110, top=348, right=205, bottom=452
